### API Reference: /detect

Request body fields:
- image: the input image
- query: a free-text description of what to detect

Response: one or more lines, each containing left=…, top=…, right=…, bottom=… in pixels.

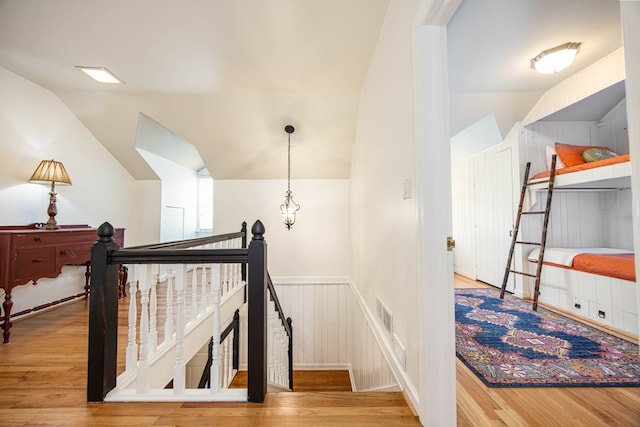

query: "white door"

left=496, top=147, right=515, bottom=293
left=475, top=146, right=514, bottom=290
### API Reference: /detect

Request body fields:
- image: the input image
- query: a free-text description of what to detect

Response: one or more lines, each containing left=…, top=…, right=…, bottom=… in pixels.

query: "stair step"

left=231, top=369, right=353, bottom=392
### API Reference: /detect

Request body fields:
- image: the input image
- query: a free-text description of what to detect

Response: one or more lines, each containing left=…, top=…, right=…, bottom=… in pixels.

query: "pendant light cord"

left=287, top=132, right=291, bottom=193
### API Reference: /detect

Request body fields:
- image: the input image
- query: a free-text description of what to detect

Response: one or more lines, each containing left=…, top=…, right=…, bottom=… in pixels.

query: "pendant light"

left=280, top=125, right=300, bottom=229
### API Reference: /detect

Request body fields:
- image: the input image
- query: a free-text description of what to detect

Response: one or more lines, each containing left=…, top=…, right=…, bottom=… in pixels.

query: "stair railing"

left=87, top=219, right=291, bottom=403
left=267, top=273, right=293, bottom=391
left=198, top=309, right=240, bottom=389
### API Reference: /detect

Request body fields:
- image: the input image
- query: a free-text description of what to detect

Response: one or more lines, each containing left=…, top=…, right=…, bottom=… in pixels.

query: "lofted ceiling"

left=0, top=0, right=623, bottom=180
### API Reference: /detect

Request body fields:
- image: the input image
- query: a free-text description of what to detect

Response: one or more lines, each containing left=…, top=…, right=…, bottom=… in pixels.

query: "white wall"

left=350, top=0, right=422, bottom=406
left=138, top=149, right=199, bottom=241
left=0, top=66, right=141, bottom=317
left=450, top=113, right=503, bottom=162
left=213, top=179, right=349, bottom=280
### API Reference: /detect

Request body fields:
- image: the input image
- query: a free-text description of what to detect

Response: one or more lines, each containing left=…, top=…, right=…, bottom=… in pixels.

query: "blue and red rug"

left=455, top=288, right=640, bottom=387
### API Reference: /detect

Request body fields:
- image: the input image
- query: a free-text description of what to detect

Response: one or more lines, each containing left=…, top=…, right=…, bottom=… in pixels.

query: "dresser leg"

left=2, top=291, right=12, bottom=344
left=84, top=265, right=91, bottom=298
left=119, top=265, right=128, bottom=298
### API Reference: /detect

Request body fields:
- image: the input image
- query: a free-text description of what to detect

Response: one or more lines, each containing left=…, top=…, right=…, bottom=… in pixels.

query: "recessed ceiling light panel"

left=531, top=42, right=581, bottom=75
left=76, top=66, right=125, bottom=84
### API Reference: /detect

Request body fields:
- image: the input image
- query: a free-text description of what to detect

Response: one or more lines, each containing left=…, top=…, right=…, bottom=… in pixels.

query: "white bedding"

left=528, top=247, right=634, bottom=267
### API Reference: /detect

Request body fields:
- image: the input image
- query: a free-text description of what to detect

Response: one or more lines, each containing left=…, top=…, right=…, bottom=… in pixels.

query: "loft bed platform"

left=527, top=154, right=631, bottom=191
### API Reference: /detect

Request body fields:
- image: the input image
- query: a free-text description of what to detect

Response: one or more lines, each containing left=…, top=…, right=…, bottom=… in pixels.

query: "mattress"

left=529, top=248, right=636, bottom=282
left=531, top=153, right=630, bottom=180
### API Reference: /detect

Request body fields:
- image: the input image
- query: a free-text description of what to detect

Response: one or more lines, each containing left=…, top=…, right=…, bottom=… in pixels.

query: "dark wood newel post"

left=87, top=222, right=121, bottom=402
left=287, top=317, right=293, bottom=391
left=247, top=220, right=267, bottom=403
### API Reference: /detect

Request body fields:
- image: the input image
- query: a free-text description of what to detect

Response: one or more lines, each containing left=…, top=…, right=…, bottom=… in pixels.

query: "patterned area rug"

left=455, top=288, right=640, bottom=387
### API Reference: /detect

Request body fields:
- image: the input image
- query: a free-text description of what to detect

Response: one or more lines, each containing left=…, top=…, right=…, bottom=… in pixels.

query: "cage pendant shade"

left=281, top=125, right=300, bottom=229
left=280, top=190, right=300, bottom=230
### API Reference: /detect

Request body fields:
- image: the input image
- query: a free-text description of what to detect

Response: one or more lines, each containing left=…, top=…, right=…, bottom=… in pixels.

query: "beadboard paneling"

left=273, top=281, right=399, bottom=391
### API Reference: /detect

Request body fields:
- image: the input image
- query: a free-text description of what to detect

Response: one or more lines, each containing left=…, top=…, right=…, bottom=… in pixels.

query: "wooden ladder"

left=500, top=155, right=557, bottom=310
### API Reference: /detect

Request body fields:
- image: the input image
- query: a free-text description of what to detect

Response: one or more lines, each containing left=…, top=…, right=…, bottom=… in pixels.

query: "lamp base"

left=44, top=217, right=60, bottom=230
left=44, top=191, right=59, bottom=230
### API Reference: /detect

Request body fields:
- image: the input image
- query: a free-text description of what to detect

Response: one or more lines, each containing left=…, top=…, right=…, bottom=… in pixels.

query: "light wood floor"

left=1, top=277, right=639, bottom=426
left=454, top=274, right=640, bottom=427
left=0, top=296, right=419, bottom=426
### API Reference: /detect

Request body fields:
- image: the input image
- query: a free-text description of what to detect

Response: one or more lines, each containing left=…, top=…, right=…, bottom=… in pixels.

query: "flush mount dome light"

left=531, top=42, right=581, bottom=74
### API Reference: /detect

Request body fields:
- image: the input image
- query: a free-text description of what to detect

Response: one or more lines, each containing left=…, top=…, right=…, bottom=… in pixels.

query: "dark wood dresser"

left=0, top=224, right=124, bottom=343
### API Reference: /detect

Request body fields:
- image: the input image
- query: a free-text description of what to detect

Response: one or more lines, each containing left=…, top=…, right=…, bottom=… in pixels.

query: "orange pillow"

left=554, top=142, right=614, bottom=167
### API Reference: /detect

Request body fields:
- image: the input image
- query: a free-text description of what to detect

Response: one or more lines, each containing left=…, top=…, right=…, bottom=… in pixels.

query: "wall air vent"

left=376, top=295, right=393, bottom=335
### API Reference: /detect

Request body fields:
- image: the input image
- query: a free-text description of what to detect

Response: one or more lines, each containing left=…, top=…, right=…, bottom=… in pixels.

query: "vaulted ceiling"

left=0, top=0, right=623, bottom=180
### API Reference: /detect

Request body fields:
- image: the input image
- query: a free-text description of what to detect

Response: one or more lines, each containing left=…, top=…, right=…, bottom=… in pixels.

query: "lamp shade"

left=29, top=160, right=72, bottom=185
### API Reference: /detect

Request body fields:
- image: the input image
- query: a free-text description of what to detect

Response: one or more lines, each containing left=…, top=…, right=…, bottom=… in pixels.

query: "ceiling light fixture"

left=76, top=66, right=125, bottom=84
left=280, top=125, right=300, bottom=230
left=531, top=42, right=581, bottom=74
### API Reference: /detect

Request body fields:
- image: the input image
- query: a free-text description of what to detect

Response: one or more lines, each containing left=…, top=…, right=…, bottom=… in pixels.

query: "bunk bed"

left=528, top=143, right=631, bottom=191
left=523, top=142, right=637, bottom=336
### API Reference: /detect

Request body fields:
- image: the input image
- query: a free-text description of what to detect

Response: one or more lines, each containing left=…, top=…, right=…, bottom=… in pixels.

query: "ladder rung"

left=522, top=211, right=545, bottom=215
left=509, top=269, right=537, bottom=278
left=515, top=241, right=541, bottom=246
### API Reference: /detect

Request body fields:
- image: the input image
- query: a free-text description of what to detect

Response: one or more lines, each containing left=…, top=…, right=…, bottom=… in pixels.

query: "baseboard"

left=270, top=276, right=350, bottom=285
left=348, top=280, right=419, bottom=410
left=292, top=363, right=352, bottom=371
left=360, top=383, right=402, bottom=392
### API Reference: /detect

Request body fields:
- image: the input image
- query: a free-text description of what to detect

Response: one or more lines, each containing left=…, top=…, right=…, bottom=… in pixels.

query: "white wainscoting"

left=270, top=278, right=401, bottom=392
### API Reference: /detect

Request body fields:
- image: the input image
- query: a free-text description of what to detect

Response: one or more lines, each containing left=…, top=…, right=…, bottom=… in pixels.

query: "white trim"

left=105, top=388, right=247, bottom=402
left=270, top=276, right=350, bottom=285
left=348, top=279, right=419, bottom=411
left=412, top=21, right=457, bottom=427
left=362, top=383, right=402, bottom=392
left=292, top=363, right=352, bottom=371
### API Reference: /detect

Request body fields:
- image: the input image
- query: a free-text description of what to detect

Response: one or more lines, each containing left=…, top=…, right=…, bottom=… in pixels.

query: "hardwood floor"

left=0, top=297, right=419, bottom=426
left=454, top=274, right=640, bottom=427
left=1, top=277, right=638, bottom=426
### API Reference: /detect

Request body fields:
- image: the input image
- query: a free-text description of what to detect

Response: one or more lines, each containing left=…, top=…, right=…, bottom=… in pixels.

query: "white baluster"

left=209, top=264, right=221, bottom=394
left=222, top=261, right=228, bottom=297
left=190, top=266, right=198, bottom=322
left=268, top=301, right=276, bottom=384
left=148, top=267, right=158, bottom=354
left=234, top=263, right=240, bottom=291
left=173, top=264, right=186, bottom=394
left=125, top=274, right=138, bottom=373
left=164, top=268, right=174, bottom=342
left=136, top=265, right=151, bottom=394
left=222, top=336, right=230, bottom=388
left=201, top=264, right=208, bottom=313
